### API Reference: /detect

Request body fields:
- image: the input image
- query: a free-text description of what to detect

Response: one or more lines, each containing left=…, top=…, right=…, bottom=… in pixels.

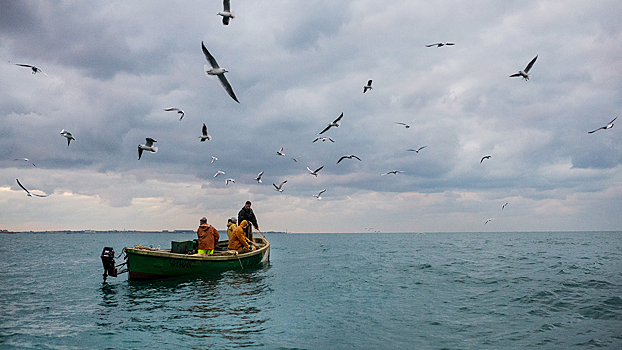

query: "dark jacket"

left=238, top=206, right=258, bottom=229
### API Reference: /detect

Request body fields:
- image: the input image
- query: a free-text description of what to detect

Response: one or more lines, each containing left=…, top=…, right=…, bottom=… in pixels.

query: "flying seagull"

left=307, top=165, right=324, bottom=177
left=60, top=129, right=76, bottom=147
left=276, top=147, right=285, bottom=156
left=480, top=155, right=491, bottom=163
left=202, top=41, right=239, bottom=103
left=16, top=178, right=49, bottom=197
left=217, top=0, right=235, bottom=25
left=395, top=122, right=411, bottom=129
left=15, top=64, right=51, bottom=77
left=510, top=55, right=538, bottom=81
left=254, top=171, right=264, bottom=183
left=381, top=170, right=404, bottom=176
left=13, top=158, right=37, bottom=167
left=588, top=116, right=617, bottom=134
left=292, top=156, right=301, bottom=162
left=363, top=80, right=373, bottom=93
left=407, top=146, right=426, bottom=153
left=225, top=178, right=235, bottom=185
left=318, top=113, right=344, bottom=135
left=163, top=107, right=185, bottom=121
left=484, top=218, right=493, bottom=225
left=502, top=203, right=508, bottom=210
left=200, top=123, right=212, bottom=141
left=425, top=42, right=455, bottom=47
left=138, top=138, right=158, bottom=160
left=337, top=155, right=361, bottom=164
left=313, top=136, right=335, bottom=143
left=273, top=180, right=287, bottom=192
left=214, top=170, right=225, bottom=177
left=313, top=189, right=326, bottom=200
left=211, top=155, right=218, bottom=163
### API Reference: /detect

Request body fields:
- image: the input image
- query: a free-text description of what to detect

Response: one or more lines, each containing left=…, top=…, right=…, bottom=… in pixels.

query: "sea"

left=0, top=231, right=621, bottom=349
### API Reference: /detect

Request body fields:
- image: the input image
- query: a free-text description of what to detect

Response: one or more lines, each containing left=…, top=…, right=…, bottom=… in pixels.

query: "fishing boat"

left=101, top=236, right=270, bottom=282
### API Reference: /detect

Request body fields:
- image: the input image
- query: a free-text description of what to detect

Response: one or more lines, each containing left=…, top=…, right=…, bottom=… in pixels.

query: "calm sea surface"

left=1, top=231, right=621, bottom=349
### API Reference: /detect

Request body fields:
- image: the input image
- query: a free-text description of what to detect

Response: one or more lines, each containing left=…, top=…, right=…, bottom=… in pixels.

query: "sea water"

left=0, top=231, right=621, bottom=349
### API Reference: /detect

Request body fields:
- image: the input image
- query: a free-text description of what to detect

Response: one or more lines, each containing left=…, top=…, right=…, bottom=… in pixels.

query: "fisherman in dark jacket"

left=238, top=200, right=258, bottom=240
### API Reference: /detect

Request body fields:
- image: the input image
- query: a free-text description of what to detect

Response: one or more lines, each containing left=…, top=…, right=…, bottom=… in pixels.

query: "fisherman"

left=228, top=220, right=253, bottom=252
left=238, top=200, right=259, bottom=241
left=226, top=217, right=237, bottom=241
left=197, top=217, right=219, bottom=255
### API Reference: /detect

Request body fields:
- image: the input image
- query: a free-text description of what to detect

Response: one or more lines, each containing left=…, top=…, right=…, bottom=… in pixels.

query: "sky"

left=1, top=0, right=621, bottom=233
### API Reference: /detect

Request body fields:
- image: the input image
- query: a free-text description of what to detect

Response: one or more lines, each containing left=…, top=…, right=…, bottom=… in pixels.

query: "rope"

left=234, top=251, right=244, bottom=269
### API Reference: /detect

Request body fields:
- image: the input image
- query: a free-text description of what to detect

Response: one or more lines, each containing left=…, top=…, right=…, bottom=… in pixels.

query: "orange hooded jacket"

left=197, top=223, right=219, bottom=250
left=228, top=220, right=251, bottom=250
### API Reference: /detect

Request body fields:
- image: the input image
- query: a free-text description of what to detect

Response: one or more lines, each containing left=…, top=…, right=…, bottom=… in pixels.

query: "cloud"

left=1, top=0, right=621, bottom=232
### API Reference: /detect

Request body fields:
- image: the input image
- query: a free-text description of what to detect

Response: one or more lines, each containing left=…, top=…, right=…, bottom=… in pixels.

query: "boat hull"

left=125, top=238, right=270, bottom=281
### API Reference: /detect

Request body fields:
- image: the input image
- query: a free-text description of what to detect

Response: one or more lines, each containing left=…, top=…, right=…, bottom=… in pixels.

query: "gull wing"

left=333, top=112, right=344, bottom=123
left=145, top=138, right=156, bottom=147
left=315, top=166, right=324, bottom=173
left=280, top=180, right=287, bottom=187
left=509, top=73, right=522, bottom=78
left=524, top=55, right=538, bottom=73
left=202, top=123, right=208, bottom=136
left=138, top=147, right=143, bottom=160
left=16, top=178, right=30, bottom=194
left=222, top=16, right=230, bottom=25
left=164, top=107, right=180, bottom=112
left=318, top=124, right=332, bottom=135
left=223, top=0, right=231, bottom=12
left=318, top=189, right=326, bottom=195
left=15, top=63, right=34, bottom=68
left=426, top=43, right=440, bottom=47
left=217, top=74, right=239, bottom=103
left=445, top=42, right=455, bottom=45
left=609, top=116, right=618, bottom=125
left=337, top=156, right=346, bottom=164
left=352, top=155, right=361, bottom=161
left=201, top=42, right=220, bottom=68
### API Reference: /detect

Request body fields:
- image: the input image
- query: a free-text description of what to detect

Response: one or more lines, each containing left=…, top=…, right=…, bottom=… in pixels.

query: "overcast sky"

left=1, top=0, right=621, bottom=233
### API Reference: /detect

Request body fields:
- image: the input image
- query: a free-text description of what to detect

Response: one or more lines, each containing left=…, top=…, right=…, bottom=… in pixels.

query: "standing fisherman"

left=238, top=201, right=259, bottom=241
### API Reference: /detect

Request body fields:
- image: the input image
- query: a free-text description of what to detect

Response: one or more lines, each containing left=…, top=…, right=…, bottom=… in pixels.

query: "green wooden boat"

left=110, top=237, right=270, bottom=281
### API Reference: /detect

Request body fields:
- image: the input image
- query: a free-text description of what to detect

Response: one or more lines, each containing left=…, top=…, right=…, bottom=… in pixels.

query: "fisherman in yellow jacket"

left=228, top=220, right=253, bottom=251
left=197, top=217, right=219, bottom=255
left=226, top=217, right=237, bottom=241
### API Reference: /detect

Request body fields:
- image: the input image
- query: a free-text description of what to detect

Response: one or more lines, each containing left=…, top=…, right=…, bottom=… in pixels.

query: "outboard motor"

left=101, top=247, right=118, bottom=283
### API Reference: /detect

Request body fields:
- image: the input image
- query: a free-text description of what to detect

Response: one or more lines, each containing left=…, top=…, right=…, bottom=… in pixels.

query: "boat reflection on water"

left=98, top=264, right=272, bottom=348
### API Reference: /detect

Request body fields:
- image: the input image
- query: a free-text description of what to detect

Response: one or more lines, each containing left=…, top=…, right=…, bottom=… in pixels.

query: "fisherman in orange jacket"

left=228, top=220, right=253, bottom=251
left=197, top=217, right=219, bottom=254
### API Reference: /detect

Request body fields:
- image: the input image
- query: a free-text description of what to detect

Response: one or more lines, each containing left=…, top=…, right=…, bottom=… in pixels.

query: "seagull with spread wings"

left=318, top=113, right=343, bottom=135
left=211, top=156, right=218, bottom=163
left=138, top=138, right=158, bottom=160
left=313, top=136, right=335, bottom=143
left=214, top=170, right=225, bottom=177
left=202, top=41, right=239, bottom=103
left=13, top=158, right=37, bottom=167
left=425, top=42, right=454, bottom=47
left=15, top=64, right=51, bottom=77
left=254, top=171, right=264, bottom=183
left=510, top=55, right=538, bottom=81
left=273, top=180, right=287, bottom=192
left=313, top=189, right=326, bottom=200
left=225, top=178, right=235, bottom=185
left=382, top=170, right=404, bottom=176
left=164, top=107, right=185, bottom=120
left=407, top=146, right=426, bottom=153
left=307, top=165, right=324, bottom=177
left=16, top=179, right=49, bottom=197
left=480, top=155, right=491, bottom=163
left=337, top=155, right=361, bottom=164
left=363, top=80, right=372, bottom=93
left=217, top=0, right=235, bottom=25
left=588, top=116, right=617, bottom=134
left=276, top=147, right=285, bottom=156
